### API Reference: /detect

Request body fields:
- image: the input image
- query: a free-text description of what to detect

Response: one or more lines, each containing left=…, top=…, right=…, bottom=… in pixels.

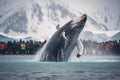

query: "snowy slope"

left=0, top=0, right=78, bottom=38
left=64, top=0, right=120, bottom=31
left=0, top=0, right=120, bottom=38
left=0, top=32, right=41, bottom=42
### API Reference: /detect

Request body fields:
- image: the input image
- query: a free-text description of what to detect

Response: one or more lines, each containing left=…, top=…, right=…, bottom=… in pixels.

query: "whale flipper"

left=61, top=31, right=68, bottom=41
left=76, top=39, right=84, bottom=57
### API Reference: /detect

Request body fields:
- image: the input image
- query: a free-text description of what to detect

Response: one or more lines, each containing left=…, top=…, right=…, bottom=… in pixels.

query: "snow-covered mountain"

left=0, top=0, right=120, bottom=39
left=64, top=0, right=120, bottom=31
left=0, top=0, right=77, bottom=37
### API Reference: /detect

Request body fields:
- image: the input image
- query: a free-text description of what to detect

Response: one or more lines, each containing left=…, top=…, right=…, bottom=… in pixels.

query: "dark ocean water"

left=0, top=60, right=120, bottom=80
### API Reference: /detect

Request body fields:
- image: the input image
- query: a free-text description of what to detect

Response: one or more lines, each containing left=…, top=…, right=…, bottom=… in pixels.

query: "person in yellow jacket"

left=20, top=41, right=26, bottom=55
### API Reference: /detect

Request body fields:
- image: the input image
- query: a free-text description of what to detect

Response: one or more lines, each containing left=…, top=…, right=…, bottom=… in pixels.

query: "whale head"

left=70, top=14, right=87, bottom=38
left=63, top=14, right=87, bottom=43
left=62, top=14, right=87, bottom=60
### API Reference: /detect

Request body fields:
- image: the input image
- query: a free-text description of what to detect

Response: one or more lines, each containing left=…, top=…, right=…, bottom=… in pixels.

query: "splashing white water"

left=34, top=42, right=48, bottom=61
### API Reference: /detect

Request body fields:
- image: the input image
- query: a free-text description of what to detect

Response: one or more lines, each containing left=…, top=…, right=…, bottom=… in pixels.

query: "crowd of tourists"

left=0, top=39, right=120, bottom=55
left=0, top=40, right=47, bottom=55
left=83, top=40, right=120, bottom=55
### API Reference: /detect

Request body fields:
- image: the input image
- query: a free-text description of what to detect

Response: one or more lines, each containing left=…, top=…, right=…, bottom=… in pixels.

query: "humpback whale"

left=40, top=14, right=87, bottom=61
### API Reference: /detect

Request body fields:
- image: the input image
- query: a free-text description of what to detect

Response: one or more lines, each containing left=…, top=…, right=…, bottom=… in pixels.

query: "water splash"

left=34, top=42, right=48, bottom=61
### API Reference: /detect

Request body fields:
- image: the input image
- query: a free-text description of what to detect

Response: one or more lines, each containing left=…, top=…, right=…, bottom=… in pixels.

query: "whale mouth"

left=72, top=14, right=87, bottom=23
left=81, top=14, right=87, bottom=22
left=71, top=14, right=87, bottom=28
left=81, top=14, right=87, bottom=19
left=69, top=14, right=87, bottom=39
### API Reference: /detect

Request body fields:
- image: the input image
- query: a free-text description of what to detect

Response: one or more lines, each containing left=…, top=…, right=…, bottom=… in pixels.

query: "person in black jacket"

left=6, top=41, right=12, bottom=55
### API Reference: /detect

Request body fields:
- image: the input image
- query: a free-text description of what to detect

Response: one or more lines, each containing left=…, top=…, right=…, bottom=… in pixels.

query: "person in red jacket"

left=0, top=42, right=6, bottom=55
